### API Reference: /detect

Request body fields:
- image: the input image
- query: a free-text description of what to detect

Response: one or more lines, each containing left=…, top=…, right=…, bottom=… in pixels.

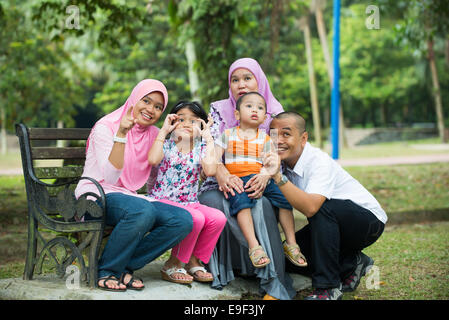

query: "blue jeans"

left=94, top=193, right=193, bottom=279
left=227, top=174, right=293, bottom=216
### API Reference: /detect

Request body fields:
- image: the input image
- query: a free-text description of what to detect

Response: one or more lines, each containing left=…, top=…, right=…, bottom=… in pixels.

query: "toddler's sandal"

left=249, top=245, right=271, bottom=268
left=283, top=241, right=308, bottom=267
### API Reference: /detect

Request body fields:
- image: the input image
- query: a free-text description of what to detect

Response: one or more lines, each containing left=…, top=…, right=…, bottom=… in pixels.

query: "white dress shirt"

left=284, top=142, right=387, bottom=224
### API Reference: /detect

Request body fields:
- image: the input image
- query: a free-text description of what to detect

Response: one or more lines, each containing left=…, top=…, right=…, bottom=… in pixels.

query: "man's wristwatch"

left=113, top=134, right=127, bottom=144
left=274, top=172, right=288, bottom=187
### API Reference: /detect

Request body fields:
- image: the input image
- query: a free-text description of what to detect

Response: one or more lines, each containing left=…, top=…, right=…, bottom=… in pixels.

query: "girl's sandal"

left=248, top=245, right=271, bottom=268
left=187, top=266, right=214, bottom=283
left=97, top=275, right=126, bottom=292
left=161, top=267, right=193, bottom=284
left=283, top=241, right=308, bottom=267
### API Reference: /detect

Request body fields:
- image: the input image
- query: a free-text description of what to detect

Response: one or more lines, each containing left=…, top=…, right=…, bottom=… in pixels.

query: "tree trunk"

left=445, top=38, right=449, bottom=68
left=0, top=105, right=6, bottom=155
left=185, top=38, right=201, bottom=103
left=300, top=16, right=322, bottom=148
left=57, top=120, right=65, bottom=147
left=313, top=0, right=347, bottom=147
left=427, top=39, right=445, bottom=142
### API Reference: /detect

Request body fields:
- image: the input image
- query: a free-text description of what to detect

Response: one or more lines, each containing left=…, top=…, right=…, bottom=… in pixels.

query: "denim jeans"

left=227, top=174, right=293, bottom=216
left=93, top=193, right=193, bottom=279
left=287, top=199, right=385, bottom=289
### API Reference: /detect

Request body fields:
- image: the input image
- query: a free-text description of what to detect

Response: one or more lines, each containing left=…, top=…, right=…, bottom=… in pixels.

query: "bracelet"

left=113, top=134, right=127, bottom=144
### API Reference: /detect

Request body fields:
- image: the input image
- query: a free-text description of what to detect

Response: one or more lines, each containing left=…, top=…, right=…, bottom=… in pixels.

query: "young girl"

left=147, top=101, right=227, bottom=284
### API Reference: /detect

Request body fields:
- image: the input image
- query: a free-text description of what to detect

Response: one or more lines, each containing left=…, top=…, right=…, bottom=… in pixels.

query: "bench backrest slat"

left=31, top=147, right=86, bottom=160
left=35, top=167, right=84, bottom=179
left=28, top=128, right=91, bottom=140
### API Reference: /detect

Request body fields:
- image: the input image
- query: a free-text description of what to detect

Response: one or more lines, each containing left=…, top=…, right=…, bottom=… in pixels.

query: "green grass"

left=296, top=222, right=449, bottom=300
left=1, top=150, right=448, bottom=299
left=346, top=162, right=449, bottom=214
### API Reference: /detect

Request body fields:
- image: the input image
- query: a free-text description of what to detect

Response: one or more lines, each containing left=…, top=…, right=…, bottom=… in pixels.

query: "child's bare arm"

left=148, top=114, right=178, bottom=166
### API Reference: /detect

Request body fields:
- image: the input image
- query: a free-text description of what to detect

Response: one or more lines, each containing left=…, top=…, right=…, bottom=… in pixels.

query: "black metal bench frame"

left=15, top=123, right=106, bottom=288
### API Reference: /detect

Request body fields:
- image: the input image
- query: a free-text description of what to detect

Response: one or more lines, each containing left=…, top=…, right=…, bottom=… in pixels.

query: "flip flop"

left=120, top=273, right=145, bottom=291
left=97, top=275, right=126, bottom=292
left=187, top=266, right=213, bottom=283
left=160, top=267, right=193, bottom=284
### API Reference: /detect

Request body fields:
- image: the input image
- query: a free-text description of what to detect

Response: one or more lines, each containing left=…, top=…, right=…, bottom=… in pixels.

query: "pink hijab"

left=213, top=57, right=284, bottom=133
left=87, top=79, right=168, bottom=191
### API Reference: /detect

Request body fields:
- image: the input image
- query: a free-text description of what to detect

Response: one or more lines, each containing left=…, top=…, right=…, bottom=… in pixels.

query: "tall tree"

left=0, top=2, right=87, bottom=153
left=298, top=15, right=322, bottom=147
left=397, top=0, right=449, bottom=142
left=310, top=0, right=347, bottom=147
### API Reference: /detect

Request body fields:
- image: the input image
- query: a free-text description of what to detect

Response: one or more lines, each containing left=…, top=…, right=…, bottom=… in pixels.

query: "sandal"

left=160, top=267, right=193, bottom=284
left=120, top=273, right=145, bottom=291
left=283, top=241, right=308, bottom=267
left=97, top=275, right=126, bottom=292
left=248, top=245, right=271, bottom=268
left=187, top=266, right=213, bottom=283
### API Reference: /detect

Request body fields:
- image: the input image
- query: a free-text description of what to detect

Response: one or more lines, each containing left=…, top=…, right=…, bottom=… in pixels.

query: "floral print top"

left=148, top=137, right=206, bottom=204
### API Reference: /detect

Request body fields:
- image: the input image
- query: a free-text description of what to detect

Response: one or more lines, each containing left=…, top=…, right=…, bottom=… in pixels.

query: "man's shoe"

left=341, top=253, right=374, bottom=292
left=304, top=287, right=343, bottom=300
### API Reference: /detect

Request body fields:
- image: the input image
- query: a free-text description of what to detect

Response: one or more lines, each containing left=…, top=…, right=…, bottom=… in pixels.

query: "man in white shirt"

left=266, top=111, right=387, bottom=300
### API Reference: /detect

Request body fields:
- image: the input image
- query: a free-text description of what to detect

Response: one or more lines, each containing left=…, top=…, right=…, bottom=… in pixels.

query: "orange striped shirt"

left=216, top=127, right=272, bottom=177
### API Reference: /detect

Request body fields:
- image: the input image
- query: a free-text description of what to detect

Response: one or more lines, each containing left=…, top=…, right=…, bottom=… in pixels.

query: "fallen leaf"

left=409, top=276, right=415, bottom=282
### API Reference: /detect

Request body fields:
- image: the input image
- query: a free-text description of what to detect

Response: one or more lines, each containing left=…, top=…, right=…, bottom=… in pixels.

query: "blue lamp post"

left=331, top=0, right=341, bottom=159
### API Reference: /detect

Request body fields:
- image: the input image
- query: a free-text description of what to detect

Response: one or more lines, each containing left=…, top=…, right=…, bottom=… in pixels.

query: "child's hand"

left=196, top=115, right=214, bottom=142
left=160, top=114, right=179, bottom=136
left=245, top=173, right=270, bottom=199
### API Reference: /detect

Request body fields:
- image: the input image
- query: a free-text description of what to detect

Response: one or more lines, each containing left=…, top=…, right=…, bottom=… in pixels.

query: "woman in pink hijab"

left=75, top=79, right=193, bottom=292
left=198, top=58, right=296, bottom=300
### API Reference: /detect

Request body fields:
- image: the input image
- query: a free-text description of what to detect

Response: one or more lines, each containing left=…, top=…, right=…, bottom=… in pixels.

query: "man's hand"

left=245, top=173, right=270, bottom=199
left=262, top=151, right=281, bottom=177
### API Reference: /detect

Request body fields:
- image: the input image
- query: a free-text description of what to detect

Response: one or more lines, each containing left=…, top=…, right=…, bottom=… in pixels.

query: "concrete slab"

left=0, top=260, right=311, bottom=300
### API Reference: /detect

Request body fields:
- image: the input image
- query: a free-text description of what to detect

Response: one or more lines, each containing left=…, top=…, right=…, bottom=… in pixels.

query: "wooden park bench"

left=15, top=123, right=147, bottom=288
left=15, top=123, right=104, bottom=288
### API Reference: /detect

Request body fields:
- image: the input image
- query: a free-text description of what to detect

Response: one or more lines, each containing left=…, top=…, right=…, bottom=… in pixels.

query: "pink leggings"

left=158, top=200, right=227, bottom=264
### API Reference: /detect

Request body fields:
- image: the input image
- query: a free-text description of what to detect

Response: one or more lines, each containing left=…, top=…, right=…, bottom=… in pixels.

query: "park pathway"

left=1, top=153, right=449, bottom=176
left=336, top=153, right=449, bottom=167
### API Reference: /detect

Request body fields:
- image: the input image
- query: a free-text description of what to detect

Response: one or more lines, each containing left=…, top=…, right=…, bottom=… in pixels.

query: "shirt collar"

left=283, top=142, right=310, bottom=178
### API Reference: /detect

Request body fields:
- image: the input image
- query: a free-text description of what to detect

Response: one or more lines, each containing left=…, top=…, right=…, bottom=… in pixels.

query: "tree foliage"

left=0, top=1, right=88, bottom=131
left=0, top=0, right=447, bottom=135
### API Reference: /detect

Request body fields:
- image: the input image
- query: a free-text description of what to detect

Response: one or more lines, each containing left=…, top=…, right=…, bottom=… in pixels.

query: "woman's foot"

left=120, top=273, right=145, bottom=290
left=98, top=275, right=126, bottom=292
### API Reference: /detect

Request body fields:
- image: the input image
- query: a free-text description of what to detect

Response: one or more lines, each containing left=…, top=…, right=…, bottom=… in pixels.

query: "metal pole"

left=331, top=0, right=340, bottom=159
